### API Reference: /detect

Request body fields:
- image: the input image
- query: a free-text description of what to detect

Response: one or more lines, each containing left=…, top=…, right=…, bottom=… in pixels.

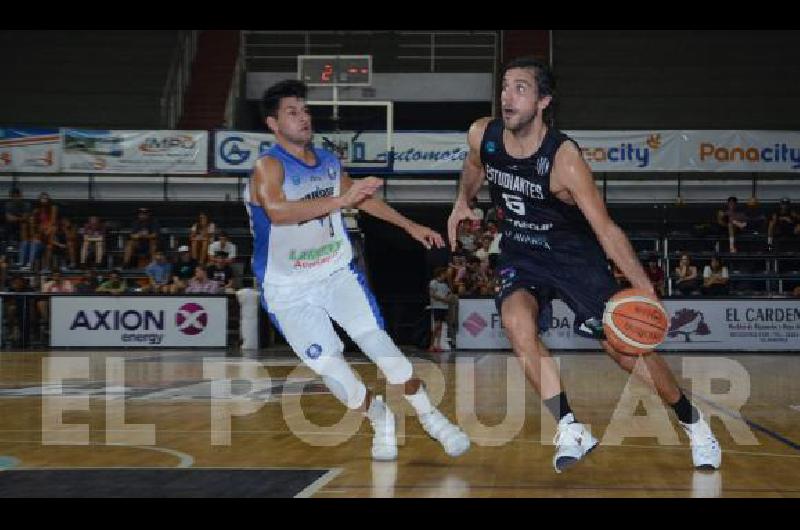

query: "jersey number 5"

left=501, top=193, right=526, bottom=216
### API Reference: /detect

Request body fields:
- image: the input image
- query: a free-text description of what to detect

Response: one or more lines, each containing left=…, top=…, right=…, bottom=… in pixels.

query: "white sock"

left=367, top=395, right=388, bottom=422
left=405, top=387, right=434, bottom=415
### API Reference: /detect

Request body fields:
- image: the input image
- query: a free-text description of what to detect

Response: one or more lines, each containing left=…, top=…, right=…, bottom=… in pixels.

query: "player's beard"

left=507, top=106, right=538, bottom=134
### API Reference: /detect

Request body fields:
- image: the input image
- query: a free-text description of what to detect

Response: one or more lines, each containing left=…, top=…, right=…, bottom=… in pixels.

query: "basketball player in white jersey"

left=447, top=57, right=721, bottom=472
left=245, top=79, right=470, bottom=461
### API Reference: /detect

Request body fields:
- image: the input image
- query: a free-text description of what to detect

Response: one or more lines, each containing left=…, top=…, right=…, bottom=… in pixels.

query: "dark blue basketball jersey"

left=480, top=119, right=605, bottom=265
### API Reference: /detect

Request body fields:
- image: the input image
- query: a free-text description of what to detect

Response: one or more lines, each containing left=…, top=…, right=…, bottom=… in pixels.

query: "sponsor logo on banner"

left=568, top=132, right=671, bottom=170
left=0, top=129, right=61, bottom=173
left=463, top=312, right=489, bottom=337
left=61, top=129, right=208, bottom=174
left=697, top=141, right=800, bottom=169
left=175, top=303, right=209, bottom=336
left=667, top=308, right=713, bottom=343
left=683, top=130, right=800, bottom=172
left=51, top=297, right=226, bottom=347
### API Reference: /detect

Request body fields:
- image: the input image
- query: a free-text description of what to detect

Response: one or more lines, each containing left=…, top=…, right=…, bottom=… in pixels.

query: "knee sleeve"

left=353, top=329, right=413, bottom=385
left=295, top=337, right=367, bottom=410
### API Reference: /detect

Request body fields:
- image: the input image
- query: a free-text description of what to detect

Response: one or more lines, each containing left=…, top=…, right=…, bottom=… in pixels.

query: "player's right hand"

left=340, top=176, right=383, bottom=208
left=446, top=200, right=481, bottom=251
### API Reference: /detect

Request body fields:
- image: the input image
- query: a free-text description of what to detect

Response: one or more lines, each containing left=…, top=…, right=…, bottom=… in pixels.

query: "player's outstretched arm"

left=344, top=174, right=444, bottom=250
left=251, top=155, right=382, bottom=225
left=553, top=142, right=655, bottom=295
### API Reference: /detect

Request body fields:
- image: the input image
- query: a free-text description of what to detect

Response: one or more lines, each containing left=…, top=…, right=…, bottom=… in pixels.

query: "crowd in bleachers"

left=1, top=188, right=250, bottom=345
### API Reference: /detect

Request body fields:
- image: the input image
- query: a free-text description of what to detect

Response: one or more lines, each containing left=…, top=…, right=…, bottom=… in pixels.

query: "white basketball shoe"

left=418, top=408, right=471, bottom=457
left=679, top=410, right=722, bottom=470
left=553, top=413, right=599, bottom=473
left=367, top=396, right=397, bottom=462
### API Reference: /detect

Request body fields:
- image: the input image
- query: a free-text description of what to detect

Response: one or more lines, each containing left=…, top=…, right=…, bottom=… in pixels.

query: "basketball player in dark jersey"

left=447, top=57, right=721, bottom=472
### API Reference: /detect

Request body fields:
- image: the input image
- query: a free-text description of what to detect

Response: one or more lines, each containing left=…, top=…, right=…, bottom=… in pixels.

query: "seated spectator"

left=96, top=270, right=128, bottom=295
left=44, top=217, right=78, bottom=272
left=767, top=197, right=800, bottom=249
left=458, top=256, right=489, bottom=297
left=185, top=266, right=222, bottom=294
left=428, top=266, right=454, bottom=353
left=80, top=216, right=107, bottom=267
left=190, top=212, right=216, bottom=266
left=4, top=188, right=32, bottom=246
left=448, top=253, right=467, bottom=291
left=38, top=272, right=74, bottom=325
left=645, top=258, right=665, bottom=297
left=144, top=250, right=173, bottom=294
left=124, top=208, right=161, bottom=267
left=702, top=256, right=730, bottom=296
left=474, top=235, right=493, bottom=272
left=717, top=196, right=761, bottom=253
left=457, top=220, right=477, bottom=253
left=482, top=267, right=498, bottom=296
left=674, top=253, right=700, bottom=296
left=171, top=245, right=198, bottom=294
left=207, top=231, right=237, bottom=266
left=206, top=251, right=235, bottom=293
left=74, top=270, right=100, bottom=294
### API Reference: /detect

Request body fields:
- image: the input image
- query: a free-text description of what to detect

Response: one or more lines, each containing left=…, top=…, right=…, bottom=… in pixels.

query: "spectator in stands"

left=170, top=245, right=198, bottom=294
left=457, top=220, right=478, bottom=253
left=702, top=256, right=730, bottom=296
left=767, top=197, right=800, bottom=249
left=428, top=266, right=453, bottom=353
left=4, top=188, right=31, bottom=247
left=206, top=251, right=235, bottom=293
left=459, top=256, right=489, bottom=297
left=44, top=217, right=78, bottom=272
left=74, top=270, right=100, bottom=294
left=207, top=231, right=237, bottom=266
left=645, top=258, right=666, bottom=296
left=18, top=213, right=44, bottom=271
left=484, top=219, right=499, bottom=238
left=144, top=250, right=173, bottom=294
left=674, top=253, right=700, bottom=296
left=717, top=196, right=760, bottom=253
left=124, top=207, right=161, bottom=267
left=448, top=253, right=467, bottom=292
left=37, top=271, right=74, bottom=326
left=19, top=193, right=57, bottom=271
left=96, top=270, right=128, bottom=295
left=185, top=265, right=222, bottom=295
left=190, top=212, right=216, bottom=266
left=80, top=216, right=107, bottom=267
left=474, top=235, right=493, bottom=272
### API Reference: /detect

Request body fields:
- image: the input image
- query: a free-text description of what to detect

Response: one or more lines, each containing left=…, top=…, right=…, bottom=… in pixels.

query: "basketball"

left=602, top=288, right=668, bottom=356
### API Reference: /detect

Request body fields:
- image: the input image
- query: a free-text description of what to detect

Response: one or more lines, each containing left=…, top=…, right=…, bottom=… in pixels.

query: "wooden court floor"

left=0, top=349, right=798, bottom=497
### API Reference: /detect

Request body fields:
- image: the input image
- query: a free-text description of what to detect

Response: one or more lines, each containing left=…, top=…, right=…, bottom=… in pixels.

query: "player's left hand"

left=406, top=223, right=445, bottom=250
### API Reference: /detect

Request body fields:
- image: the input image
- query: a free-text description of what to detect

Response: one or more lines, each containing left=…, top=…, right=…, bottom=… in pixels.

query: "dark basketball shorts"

left=494, top=251, right=621, bottom=339
left=430, top=308, right=448, bottom=322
